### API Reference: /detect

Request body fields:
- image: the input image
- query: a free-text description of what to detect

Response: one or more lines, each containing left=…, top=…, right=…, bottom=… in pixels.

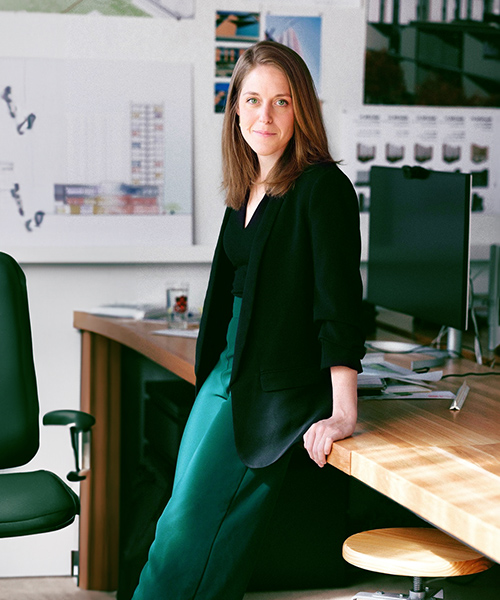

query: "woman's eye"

left=276, top=99, right=288, bottom=106
left=247, top=98, right=258, bottom=104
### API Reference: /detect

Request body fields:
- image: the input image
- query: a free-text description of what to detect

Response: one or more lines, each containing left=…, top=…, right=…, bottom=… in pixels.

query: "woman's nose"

left=258, top=103, right=272, bottom=123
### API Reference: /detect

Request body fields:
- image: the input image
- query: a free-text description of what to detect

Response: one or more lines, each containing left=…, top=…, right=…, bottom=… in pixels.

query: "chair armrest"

left=43, top=409, right=95, bottom=432
left=43, top=410, right=96, bottom=482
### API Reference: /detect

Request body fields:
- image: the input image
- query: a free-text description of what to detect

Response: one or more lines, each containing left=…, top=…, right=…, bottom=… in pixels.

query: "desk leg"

left=79, top=331, right=121, bottom=591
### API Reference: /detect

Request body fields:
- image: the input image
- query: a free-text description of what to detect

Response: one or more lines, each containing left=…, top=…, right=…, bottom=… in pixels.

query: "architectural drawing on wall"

left=1, top=86, right=36, bottom=135
left=341, top=106, right=500, bottom=214
left=0, top=0, right=195, bottom=18
left=264, top=0, right=361, bottom=5
left=264, top=15, right=322, bottom=94
left=130, top=103, right=165, bottom=210
left=0, top=83, right=45, bottom=232
left=0, top=162, right=20, bottom=215
left=365, top=0, right=500, bottom=106
left=0, top=58, right=193, bottom=251
left=54, top=103, right=167, bottom=217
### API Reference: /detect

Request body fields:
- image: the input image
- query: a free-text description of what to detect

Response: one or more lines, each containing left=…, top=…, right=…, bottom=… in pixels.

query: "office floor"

left=0, top=565, right=498, bottom=600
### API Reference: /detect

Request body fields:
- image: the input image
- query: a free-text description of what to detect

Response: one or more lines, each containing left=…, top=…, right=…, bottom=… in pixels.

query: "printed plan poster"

left=0, top=1, right=195, bottom=18
left=340, top=107, right=499, bottom=215
left=0, top=58, right=193, bottom=250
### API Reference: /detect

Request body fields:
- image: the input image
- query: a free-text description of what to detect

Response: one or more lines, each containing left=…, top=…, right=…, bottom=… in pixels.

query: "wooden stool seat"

left=343, top=528, right=493, bottom=579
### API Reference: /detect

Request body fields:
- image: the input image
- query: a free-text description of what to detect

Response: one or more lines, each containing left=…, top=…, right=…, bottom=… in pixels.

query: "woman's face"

left=237, top=64, right=295, bottom=171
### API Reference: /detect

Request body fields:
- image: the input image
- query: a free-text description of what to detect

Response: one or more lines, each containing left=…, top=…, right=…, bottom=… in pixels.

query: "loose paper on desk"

left=360, top=390, right=455, bottom=400
left=89, top=303, right=167, bottom=320
left=153, top=328, right=199, bottom=339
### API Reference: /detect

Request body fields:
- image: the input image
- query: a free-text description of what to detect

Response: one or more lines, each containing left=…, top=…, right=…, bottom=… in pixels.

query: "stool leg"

left=409, top=580, right=445, bottom=600
left=349, top=582, right=445, bottom=600
left=410, top=576, right=426, bottom=600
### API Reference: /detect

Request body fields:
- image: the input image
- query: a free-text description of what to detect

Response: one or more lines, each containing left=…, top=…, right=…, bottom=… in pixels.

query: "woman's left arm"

left=303, top=366, right=358, bottom=467
left=302, top=165, right=364, bottom=467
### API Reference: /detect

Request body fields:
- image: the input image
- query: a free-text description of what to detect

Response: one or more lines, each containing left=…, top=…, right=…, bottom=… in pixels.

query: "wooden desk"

left=328, top=354, right=500, bottom=564
left=74, top=312, right=500, bottom=590
left=73, top=312, right=196, bottom=591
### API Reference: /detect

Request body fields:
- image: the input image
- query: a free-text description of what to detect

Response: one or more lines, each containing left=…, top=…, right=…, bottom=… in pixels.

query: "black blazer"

left=195, top=163, right=365, bottom=468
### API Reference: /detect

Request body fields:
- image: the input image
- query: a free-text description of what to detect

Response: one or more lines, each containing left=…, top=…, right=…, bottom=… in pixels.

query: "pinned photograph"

left=215, top=12, right=260, bottom=43
left=264, top=15, right=322, bottom=94
left=215, top=46, right=247, bottom=78
left=214, top=82, right=229, bottom=114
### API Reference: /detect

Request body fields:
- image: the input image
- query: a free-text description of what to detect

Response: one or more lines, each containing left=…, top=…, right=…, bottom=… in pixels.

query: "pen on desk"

left=449, top=380, right=470, bottom=411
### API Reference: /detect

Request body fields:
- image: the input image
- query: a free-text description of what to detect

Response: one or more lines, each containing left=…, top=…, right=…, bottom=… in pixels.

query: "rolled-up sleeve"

left=307, top=165, right=366, bottom=372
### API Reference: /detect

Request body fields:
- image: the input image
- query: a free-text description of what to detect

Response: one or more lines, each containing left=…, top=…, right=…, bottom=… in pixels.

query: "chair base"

left=350, top=586, right=444, bottom=600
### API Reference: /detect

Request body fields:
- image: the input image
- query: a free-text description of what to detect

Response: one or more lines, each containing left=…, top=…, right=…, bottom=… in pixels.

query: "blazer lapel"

left=231, top=195, right=283, bottom=381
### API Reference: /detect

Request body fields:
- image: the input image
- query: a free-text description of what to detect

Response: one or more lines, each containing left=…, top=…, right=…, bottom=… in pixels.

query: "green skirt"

left=132, top=296, right=292, bottom=600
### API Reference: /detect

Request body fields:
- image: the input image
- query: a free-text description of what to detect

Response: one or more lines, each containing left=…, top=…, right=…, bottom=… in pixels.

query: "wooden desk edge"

left=349, top=449, right=500, bottom=564
left=74, top=311, right=196, bottom=385
left=327, top=441, right=352, bottom=475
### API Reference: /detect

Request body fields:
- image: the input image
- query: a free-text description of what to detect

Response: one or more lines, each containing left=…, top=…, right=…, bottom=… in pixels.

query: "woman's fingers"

left=313, top=424, right=328, bottom=466
left=303, top=416, right=353, bottom=467
left=302, top=425, right=316, bottom=464
left=323, top=435, right=333, bottom=460
left=303, top=421, right=334, bottom=467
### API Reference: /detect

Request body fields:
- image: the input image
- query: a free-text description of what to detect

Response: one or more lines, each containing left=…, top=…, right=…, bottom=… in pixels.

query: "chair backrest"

left=0, top=252, right=39, bottom=468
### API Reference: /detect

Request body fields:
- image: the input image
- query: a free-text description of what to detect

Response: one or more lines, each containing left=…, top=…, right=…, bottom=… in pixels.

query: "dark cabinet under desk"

left=117, top=348, right=194, bottom=600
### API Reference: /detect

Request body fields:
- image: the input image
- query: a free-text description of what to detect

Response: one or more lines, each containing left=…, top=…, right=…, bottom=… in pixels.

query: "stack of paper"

left=358, top=354, right=455, bottom=400
left=88, top=303, right=167, bottom=320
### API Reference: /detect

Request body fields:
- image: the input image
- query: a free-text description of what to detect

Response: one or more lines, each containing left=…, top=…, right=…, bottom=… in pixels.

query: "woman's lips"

left=253, top=130, right=276, bottom=137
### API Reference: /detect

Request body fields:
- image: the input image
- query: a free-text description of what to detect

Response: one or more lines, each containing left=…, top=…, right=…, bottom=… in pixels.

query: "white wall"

left=0, top=0, right=498, bottom=579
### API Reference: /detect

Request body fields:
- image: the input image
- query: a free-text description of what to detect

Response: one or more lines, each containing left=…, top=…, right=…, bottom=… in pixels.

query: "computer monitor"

left=488, top=244, right=500, bottom=351
left=367, top=166, right=471, bottom=351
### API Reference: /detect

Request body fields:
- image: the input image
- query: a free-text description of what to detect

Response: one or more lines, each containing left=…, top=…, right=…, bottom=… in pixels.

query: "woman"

left=132, top=40, right=365, bottom=600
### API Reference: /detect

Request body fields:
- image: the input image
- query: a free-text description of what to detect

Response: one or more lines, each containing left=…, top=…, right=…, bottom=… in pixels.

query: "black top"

left=223, top=196, right=270, bottom=297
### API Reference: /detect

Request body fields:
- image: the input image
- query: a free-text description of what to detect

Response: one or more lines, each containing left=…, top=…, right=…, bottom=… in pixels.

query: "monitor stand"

left=446, top=327, right=462, bottom=357
left=402, top=328, right=462, bottom=371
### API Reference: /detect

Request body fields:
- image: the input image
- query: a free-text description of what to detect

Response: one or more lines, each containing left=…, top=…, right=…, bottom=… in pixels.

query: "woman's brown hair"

left=222, top=40, right=334, bottom=209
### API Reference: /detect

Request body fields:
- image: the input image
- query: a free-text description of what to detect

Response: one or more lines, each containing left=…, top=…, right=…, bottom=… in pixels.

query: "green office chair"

left=0, top=251, right=95, bottom=539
